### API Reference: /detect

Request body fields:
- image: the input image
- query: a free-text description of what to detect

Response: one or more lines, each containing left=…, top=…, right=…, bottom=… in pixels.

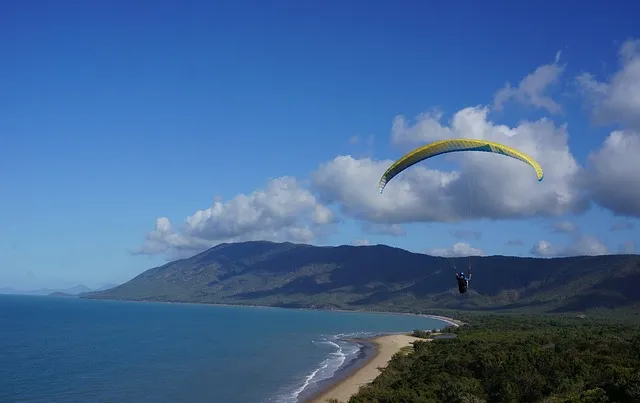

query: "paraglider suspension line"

left=467, top=174, right=473, bottom=274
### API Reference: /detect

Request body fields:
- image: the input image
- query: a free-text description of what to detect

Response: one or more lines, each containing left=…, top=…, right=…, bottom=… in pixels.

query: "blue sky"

left=2, top=0, right=639, bottom=289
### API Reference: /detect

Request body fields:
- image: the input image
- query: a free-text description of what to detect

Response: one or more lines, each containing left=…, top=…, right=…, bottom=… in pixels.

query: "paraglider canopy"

left=378, top=138, right=544, bottom=295
left=378, top=138, right=544, bottom=194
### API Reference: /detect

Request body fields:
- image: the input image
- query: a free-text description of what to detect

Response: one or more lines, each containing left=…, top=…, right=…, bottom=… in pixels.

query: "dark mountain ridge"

left=84, top=241, right=640, bottom=314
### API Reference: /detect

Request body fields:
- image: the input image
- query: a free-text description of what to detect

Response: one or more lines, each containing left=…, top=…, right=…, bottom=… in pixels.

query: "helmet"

left=459, top=272, right=465, bottom=276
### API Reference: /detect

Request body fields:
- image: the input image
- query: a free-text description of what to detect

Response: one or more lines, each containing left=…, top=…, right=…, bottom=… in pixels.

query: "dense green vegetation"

left=84, top=241, right=640, bottom=317
left=345, top=315, right=640, bottom=403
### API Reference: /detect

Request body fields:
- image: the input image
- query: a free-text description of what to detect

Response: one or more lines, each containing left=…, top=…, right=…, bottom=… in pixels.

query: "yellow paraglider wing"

left=378, top=138, right=544, bottom=194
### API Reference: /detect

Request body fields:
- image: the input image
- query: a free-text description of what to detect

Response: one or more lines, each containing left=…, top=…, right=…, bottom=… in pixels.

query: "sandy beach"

left=308, top=334, right=425, bottom=403
left=422, top=314, right=463, bottom=328
left=306, top=314, right=460, bottom=403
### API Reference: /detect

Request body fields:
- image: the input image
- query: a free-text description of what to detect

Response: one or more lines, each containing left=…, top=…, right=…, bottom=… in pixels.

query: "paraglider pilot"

left=456, top=268, right=472, bottom=294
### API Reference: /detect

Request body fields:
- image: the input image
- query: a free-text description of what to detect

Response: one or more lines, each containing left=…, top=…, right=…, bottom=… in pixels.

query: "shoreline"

left=303, top=334, right=427, bottom=403
left=295, top=338, right=377, bottom=403
left=46, top=296, right=461, bottom=402
left=421, top=314, right=464, bottom=328
left=300, top=316, right=460, bottom=403
left=80, top=295, right=464, bottom=326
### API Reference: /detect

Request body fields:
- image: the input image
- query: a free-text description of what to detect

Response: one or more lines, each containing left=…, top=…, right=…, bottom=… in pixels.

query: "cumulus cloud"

left=133, top=217, right=207, bottom=257
left=585, top=130, right=640, bottom=217
left=391, top=109, right=452, bottom=147
left=530, top=236, right=609, bottom=257
left=351, top=239, right=370, bottom=246
left=577, top=39, right=640, bottom=130
left=134, top=177, right=336, bottom=259
left=312, top=154, right=460, bottom=223
left=135, top=46, right=640, bottom=260
left=551, top=220, right=578, bottom=233
left=313, top=106, right=587, bottom=224
left=531, top=240, right=555, bottom=257
left=610, top=220, right=635, bottom=231
left=426, top=242, right=484, bottom=257
left=493, top=51, right=565, bottom=114
left=361, top=222, right=407, bottom=236
left=578, top=40, right=640, bottom=217
left=450, top=229, right=482, bottom=240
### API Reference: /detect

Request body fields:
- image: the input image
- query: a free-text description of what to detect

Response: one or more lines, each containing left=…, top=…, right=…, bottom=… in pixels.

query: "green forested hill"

left=83, top=241, right=640, bottom=315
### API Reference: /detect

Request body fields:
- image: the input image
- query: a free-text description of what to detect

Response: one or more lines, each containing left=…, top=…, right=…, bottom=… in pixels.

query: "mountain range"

left=83, top=241, right=640, bottom=315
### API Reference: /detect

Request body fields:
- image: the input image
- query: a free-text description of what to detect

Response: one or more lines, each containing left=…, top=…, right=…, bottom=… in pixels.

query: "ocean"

left=0, top=295, right=448, bottom=403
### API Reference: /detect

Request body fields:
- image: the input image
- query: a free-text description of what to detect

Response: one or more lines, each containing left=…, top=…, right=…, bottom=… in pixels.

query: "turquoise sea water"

left=0, top=295, right=447, bottom=403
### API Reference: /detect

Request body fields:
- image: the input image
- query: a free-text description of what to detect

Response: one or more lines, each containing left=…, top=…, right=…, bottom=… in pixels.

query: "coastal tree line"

left=337, top=314, right=640, bottom=403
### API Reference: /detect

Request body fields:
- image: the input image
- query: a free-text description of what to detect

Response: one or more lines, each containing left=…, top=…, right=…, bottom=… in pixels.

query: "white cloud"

left=531, top=240, right=555, bottom=257
left=577, top=39, right=640, bottom=130
left=352, top=239, right=370, bottom=246
left=134, top=177, right=336, bottom=259
left=578, top=39, right=640, bottom=217
left=426, top=242, right=484, bottom=257
left=493, top=51, right=565, bottom=114
left=312, top=154, right=461, bottom=223
left=134, top=46, right=640, bottom=260
left=530, top=236, right=609, bottom=257
left=133, top=217, right=210, bottom=256
left=391, top=109, right=452, bottom=147
left=313, top=106, right=587, bottom=224
left=551, top=220, right=577, bottom=233
left=586, top=130, right=640, bottom=217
